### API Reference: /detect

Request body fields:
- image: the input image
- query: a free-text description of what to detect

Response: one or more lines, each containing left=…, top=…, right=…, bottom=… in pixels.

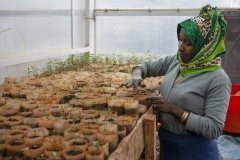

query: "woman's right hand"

left=120, top=69, right=146, bottom=94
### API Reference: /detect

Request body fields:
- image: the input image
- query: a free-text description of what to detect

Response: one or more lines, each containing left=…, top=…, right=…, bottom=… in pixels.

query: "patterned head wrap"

left=177, top=4, right=227, bottom=77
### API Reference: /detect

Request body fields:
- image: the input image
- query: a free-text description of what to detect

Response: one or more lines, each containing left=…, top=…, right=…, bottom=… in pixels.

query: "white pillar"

left=85, top=0, right=95, bottom=54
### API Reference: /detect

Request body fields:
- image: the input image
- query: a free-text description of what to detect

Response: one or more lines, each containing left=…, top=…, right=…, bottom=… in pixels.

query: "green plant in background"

left=54, top=58, right=67, bottom=74
left=91, top=54, right=101, bottom=63
left=105, top=54, right=111, bottom=64
left=117, top=54, right=124, bottom=65
left=28, top=66, right=40, bottom=77
left=46, top=59, right=54, bottom=75
left=79, top=52, right=91, bottom=67
left=26, top=52, right=162, bottom=77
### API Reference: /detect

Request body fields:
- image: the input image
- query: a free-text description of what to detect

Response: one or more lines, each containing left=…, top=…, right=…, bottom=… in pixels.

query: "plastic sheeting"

left=217, top=135, right=240, bottom=160
left=0, top=0, right=85, bottom=58
left=95, top=0, right=240, bottom=55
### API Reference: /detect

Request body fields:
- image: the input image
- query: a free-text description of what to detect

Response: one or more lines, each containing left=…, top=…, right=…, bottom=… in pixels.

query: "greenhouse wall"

left=95, top=0, right=240, bottom=55
left=0, top=0, right=90, bottom=83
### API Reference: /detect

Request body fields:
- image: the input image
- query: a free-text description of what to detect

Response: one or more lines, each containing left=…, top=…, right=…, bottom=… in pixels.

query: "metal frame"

left=71, top=0, right=74, bottom=49
left=94, top=8, right=240, bottom=17
left=95, top=8, right=199, bottom=16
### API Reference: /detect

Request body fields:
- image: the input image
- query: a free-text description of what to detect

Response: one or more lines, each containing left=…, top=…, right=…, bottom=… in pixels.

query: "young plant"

left=106, top=107, right=113, bottom=115
left=27, top=66, right=40, bottom=77
left=92, top=141, right=101, bottom=148
left=74, top=147, right=80, bottom=153
left=52, top=130, right=57, bottom=135
left=53, top=151, right=62, bottom=159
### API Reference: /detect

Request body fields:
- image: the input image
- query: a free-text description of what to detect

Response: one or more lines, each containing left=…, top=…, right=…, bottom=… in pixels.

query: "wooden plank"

left=108, top=115, right=145, bottom=160
left=109, top=107, right=156, bottom=160
left=143, top=114, right=156, bottom=160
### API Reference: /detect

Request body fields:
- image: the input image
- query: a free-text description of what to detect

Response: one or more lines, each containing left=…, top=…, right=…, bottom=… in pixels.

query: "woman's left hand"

left=146, top=96, right=176, bottom=114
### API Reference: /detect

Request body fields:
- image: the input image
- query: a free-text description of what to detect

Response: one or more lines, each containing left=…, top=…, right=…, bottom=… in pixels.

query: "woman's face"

left=178, top=30, right=194, bottom=63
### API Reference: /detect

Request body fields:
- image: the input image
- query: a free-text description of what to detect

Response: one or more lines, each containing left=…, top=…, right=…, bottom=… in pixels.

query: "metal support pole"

left=71, top=0, right=74, bottom=49
left=85, top=0, right=95, bottom=54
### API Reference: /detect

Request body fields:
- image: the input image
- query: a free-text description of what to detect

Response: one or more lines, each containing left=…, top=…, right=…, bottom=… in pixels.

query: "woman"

left=121, top=5, right=231, bottom=160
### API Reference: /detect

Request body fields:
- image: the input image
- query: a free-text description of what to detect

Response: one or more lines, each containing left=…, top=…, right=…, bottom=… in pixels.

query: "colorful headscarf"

left=177, top=4, right=227, bottom=77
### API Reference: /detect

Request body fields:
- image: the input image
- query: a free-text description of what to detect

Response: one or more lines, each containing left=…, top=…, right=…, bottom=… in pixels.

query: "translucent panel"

left=74, top=15, right=85, bottom=49
left=0, top=12, right=71, bottom=58
left=96, top=16, right=189, bottom=55
left=0, top=0, right=71, bottom=9
left=0, top=0, right=85, bottom=58
left=96, top=0, right=240, bottom=8
left=95, top=1, right=240, bottom=55
left=75, top=0, right=85, bottom=10
left=74, top=0, right=86, bottom=48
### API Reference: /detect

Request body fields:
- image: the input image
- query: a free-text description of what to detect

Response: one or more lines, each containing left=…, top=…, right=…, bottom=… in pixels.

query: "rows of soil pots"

left=0, top=68, right=163, bottom=160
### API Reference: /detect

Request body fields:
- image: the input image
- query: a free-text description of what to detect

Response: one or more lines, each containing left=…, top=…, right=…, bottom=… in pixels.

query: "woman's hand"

left=147, top=96, right=189, bottom=124
left=120, top=67, right=146, bottom=94
left=120, top=75, right=146, bottom=94
left=146, top=96, right=176, bottom=114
